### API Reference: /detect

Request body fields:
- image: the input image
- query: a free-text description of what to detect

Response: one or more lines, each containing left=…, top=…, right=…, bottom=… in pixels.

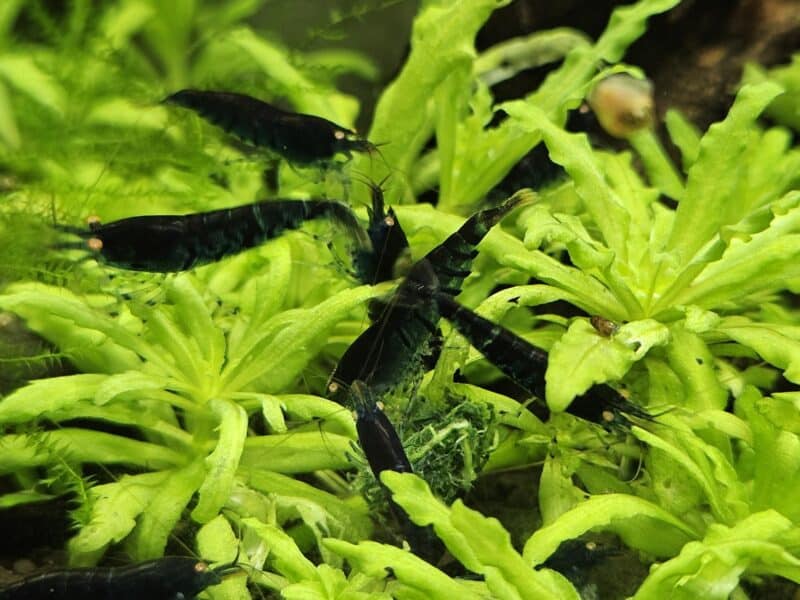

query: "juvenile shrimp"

left=0, top=555, right=240, bottom=600
left=432, top=292, right=654, bottom=430
left=351, top=176, right=411, bottom=285
left=56, top=199, right=369, bottom=272
left=164, top=90, right=377, bottom=164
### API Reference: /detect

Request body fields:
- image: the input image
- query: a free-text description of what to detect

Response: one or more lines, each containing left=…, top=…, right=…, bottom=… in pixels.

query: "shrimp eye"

left=383, top=216, right=395, bottom=227
left=334, top=130, right=346, bottom=140
left=87, top=237, right=103, bottom=252
left=194, top=561, right=209, bottom=573
left=328, top=382, right=340, bottom=394
left=601, top=410, right=615, bottom=423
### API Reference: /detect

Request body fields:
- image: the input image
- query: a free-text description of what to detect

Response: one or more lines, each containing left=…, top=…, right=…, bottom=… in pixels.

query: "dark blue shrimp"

left=164, top=90, right=376, bottom=164
left=0, top=556, right=239, bottom=600
left=57, top=199, right=369, bottom=272
left=433, top=292, right=653, bottom=430
left=352, top=177, right=411, bottom=285
left=538, top=538, right=620, bottom=589
left=328, top=194, right=528, bottom=401
left=350, top=380, right=442, bottom=562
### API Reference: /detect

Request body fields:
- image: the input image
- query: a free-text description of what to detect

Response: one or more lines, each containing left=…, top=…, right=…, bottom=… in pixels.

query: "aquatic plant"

left=1, top=0, right=800, bottom=598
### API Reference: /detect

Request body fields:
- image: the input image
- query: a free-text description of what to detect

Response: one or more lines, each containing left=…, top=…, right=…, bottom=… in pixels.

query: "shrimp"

left=164, top=90, right=377, bottom=164
left=433, top=292, right=653, bottom=430
left=0, top=556, right=239, bottom=600
left=328, top=192, right=529, bottom=401
left=351, top=176, right=411, bottom=285
left=57, top=199, right=369, bottom=272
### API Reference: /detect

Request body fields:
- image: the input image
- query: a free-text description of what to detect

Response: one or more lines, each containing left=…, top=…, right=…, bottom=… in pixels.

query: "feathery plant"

left=2, top=0, right=800, bottom=598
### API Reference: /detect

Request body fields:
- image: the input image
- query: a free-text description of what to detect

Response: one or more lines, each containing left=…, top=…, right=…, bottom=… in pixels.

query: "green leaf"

left=97, top=0, right=154, bottom=49
left=538, top=454, right=586, bottom=524
left=68, top=471, right=170, bottom=565
left=676, top=199, right=800, bottom=308
left=243, top=517, right=317, bottom=582
left=220, top=27, right=357, bottom=123
left=325, top=538, right=483, bottom=600
left=632, top=425, right=747, bottom=525
left=546, top=319, right=636, bottom=412
left=0, top=283, right=145, bottom=373
left=503, top=101, right=632, bottom=263
left=192, top=398, right=248, bottom=523
left=240, top=468, right=372, bottom=543
left=127, top=461, right=205, bottom=559
left=0, top=429, right=184, bottom=474
left=666, top=82, right=784, bottom=265
left=363, top=0, right=510, bottom=201
left=446, top=0, right=680, bottom=208
left=383, top=472, right=580, bottom=600
left=663, top=326, right=727, bottom=411
left=634, top=511, right=800, bottom=599
left=628, top=129, right=685, bottom=201
left=0, top=373, right=106, bottom=423
left=522, top=494, right=697, bottom=565
left=0, top=81, right=19, bottom=148
left=664, top=109, right=701, bottom=170
left=0, top=53, right=66, bottom=115
left=736, top=387, right=800, bottom=523
left=716, top=316, right=800, bottom=383
left=240, top=432, right=352, bottom=473
left=475, top=28, right=589, bottom=87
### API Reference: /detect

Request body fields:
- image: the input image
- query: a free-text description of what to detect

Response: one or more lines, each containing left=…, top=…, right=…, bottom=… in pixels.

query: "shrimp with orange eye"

left=164, top=90, right=377, bottom=164
left=587, top=73, right=655, bottom=138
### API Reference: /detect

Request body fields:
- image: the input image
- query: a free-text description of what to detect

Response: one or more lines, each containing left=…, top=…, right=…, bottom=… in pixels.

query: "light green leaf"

left=382, top=472, right=580, bottom=600
left=68, top=471, right=171, bottom=565
left=716, top=316, right=800, bottom=383
left=0, top=283, right=146, bottom=373
left=0, top=374, right=106, bottom=423
left=665, top=109, right=701, bottom=170
left=243, top=517, right=317, bottom=582
left=364, top=0, right=510, bottom=200
left=546, top=319, right=636, bottom=412
left=737, top=388, right=800, bottom=523
left=522, top=494, right=697, bottom=566
left=475, top=28, right=589, bottom=87
left=221, top=284, right=381, bottom=393
left=127, top=461, right=205, bottom=559
left=634, top=511, right=800, bottom=599
left=0, top=53, right=66, bottom=115
left=240, top=432, right=352, bottom=473
left=666, top=82, right=784, bottom=265
left=240, top=468, right=372, bottom=542
left=94, top=371, right=170, bottom=405
left=0, top=81, right=19, bottom=148
left=0, top=429, right=184, bottom=474
left=97, top=0, right=154, bottom=49
left=324, top=538, right=483, bottom=600
left=87, top=98, right=170, bottom=131
left=677, top=200, right=800, bottom=308
left=632, top=425, right=747, bottom=525
left=663, top=327, right=727, bottom=411
left=446, top=0, right=680, bottom=208
left=192, top=398, right=248, bottom=522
